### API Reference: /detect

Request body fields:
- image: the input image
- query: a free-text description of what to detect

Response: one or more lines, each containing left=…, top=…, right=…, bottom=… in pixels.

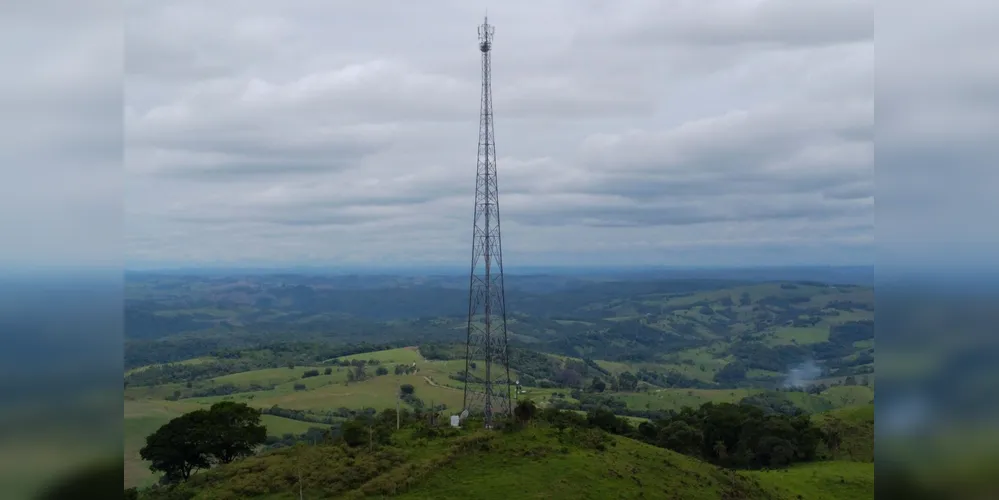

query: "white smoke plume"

left=783, top=360, right=822, bottom=388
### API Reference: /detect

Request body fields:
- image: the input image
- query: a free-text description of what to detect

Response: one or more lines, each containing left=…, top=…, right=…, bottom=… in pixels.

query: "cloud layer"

left=123, top=0, right=877, bottom=267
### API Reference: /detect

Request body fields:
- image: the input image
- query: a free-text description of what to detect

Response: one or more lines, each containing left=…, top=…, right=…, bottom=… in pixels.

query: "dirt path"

left=423, top=376, right=463, bottom=392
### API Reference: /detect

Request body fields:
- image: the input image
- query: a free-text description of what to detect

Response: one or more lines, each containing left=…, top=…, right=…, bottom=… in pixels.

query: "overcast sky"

left=116, top=0, right=881, bottom=268
left=14, top=0, right=998, bottom=270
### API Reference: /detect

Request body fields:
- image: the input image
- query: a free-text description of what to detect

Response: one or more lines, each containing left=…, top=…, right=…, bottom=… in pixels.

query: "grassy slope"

left=148, top=427, right=780, bottom=500
left=396, top=431, right=769, bottom=500
left=618, top=388, right=758, bottom=411
left=333, top=346, right=424, bottom=364
left=126, top=357, right=216, bottom=376
left=744, top=404, right=874, bottom=499
left=813, top=404, right=875, bottom=463
left=820, top=385, right=875, bottom=408
left=141, top=422, right=874, bottom=500
left=744, top=462, right=873, bottom=500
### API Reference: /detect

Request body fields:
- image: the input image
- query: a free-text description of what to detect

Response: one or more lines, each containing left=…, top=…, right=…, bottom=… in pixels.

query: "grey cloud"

left=153, top=159, right=354, bottom=181
left=122, top=0, right=883, bottom=265
left=540, top=99, right=874, bottom=224
left=581, top=169, right=871, bottom=203
left=1, top=0, right=122, bottom=267
left=824, top=182, right=874, bottom=201
left=136, top=138, right=387, bottom=180
left=172, top=212, right=383, bottom=228
left=129, top=108, right=396, bottom=179
left=510, top=196, right=871, bottom=228
left=124, top=3, right=301, bottom=82
left=877, top=0, right=999, bottom=256
left=501, top=78, right=654, bottom=118
left=604, top=0, right=872, bottom=49
left=580, top=100, right=873, bottom=173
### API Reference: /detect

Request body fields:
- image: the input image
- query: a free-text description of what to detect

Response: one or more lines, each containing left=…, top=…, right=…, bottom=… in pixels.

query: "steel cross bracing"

left=462, top=17, right=512, bottom=429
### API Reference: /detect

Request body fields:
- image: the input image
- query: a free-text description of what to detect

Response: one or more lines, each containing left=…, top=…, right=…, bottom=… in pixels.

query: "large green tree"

left=204, top=401, right=267, bottom=464
left=139, top=409, right=213, bottom=482
left=617, top=371, right=639, bottom=392
left=139, top=402, right=266, bottom=483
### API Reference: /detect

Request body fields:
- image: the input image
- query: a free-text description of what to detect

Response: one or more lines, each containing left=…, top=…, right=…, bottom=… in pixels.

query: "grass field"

left=393, top=428, right=777, bottom=500
left=820, top=385, right=875, bottom=408
left=767, top=326, right=829, bottom=346
left=125, top=382, right=188, bottom=400
left=185, top=355, right=468, bottom=412
left=617, top=388, right=760, bottom=411
left=261, top=414, right=328, bottom=436
left=126, top=357, right=215, bottom=376
left=157, top=346, right=528, bottom=417
left=211, top=365, right=332, bottom=386
left=822, top=310, right=873, bottom=324
left=124, top=339, right=876, bottom=492
left=595, top=347, right=730, bottom=384
left=743, top=461, right=874, bottom=499
left=746, top=368, right=784, bottom=379
left=330, top=346, right=424, bottom=365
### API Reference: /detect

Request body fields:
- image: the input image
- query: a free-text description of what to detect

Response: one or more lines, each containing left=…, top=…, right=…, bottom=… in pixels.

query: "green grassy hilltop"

left=132, top=404, right=874, bottom=500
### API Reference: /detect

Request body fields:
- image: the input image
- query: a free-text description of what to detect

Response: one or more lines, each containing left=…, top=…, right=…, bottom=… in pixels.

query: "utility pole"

left=397, top=394, right=401, bottom=430
left=297, top=463, right=303, bottom=500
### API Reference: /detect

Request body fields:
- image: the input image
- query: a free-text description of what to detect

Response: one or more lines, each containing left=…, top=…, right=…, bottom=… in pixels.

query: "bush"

left=640, top=402, right=823, bottom=469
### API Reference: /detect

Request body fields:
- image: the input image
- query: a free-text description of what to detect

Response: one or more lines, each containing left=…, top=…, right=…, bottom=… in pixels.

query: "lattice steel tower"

left=462, top=16, right=512, bottom=429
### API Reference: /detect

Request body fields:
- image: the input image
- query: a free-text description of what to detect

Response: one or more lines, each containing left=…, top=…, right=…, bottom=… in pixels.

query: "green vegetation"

left=125, top=276, right=874, bottom=382
left=125, top=400, right=330, bottom=488
left=745, top=461, right=873, bottom=500
left=813, top=405, right=874, bottom=462
left=130, top=400, right=874, bottom=499
left=629, top=403, right=825, bottom=469
left=396, top=429, right=770, bottom=500
left=260, top=415, right=323, bottom=437
left=139, top=402, right=266, bottom=482
left=124, top=274, right=875, bottom=497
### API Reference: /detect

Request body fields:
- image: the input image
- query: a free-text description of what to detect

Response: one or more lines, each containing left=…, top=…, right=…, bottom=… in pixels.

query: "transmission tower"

left=462, top=16, right=512, bottom=429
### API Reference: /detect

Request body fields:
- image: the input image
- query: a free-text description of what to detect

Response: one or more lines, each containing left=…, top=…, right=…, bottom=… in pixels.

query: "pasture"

left=743, top=461, right=874, bottom=500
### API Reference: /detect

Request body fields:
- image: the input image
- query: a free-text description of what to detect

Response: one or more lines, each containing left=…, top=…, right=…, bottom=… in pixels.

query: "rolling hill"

left=124, top=274, right=875, bottom=497
left=131, top=407, right=874, bottom=500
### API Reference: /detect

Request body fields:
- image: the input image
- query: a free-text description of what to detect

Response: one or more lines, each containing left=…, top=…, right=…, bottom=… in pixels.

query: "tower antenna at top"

left=478, top=15, right=494, bottom=52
